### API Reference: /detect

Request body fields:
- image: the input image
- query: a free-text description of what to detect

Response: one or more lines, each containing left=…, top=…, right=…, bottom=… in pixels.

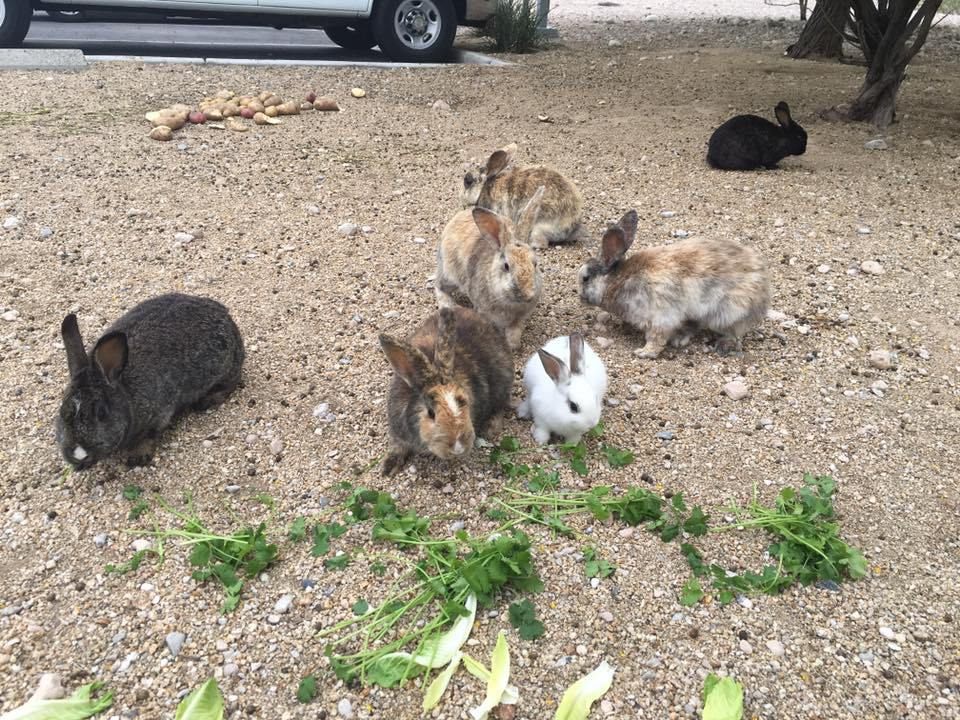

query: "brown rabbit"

left=379, top=307, right=513, bottom=477
left=578, top=211, right=769, bottom=358
left=461, top=143, right=582, bottom=249
left=436, top=187, right=544, bottom=350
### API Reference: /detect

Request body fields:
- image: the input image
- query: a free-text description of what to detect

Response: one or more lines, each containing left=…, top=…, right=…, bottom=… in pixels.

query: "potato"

left=170, top=103, right=191, bottom=115
left=265, top=106, right=279, bottom=117
left=248, top=100, right=265, bottom=113
left=300, top=101, right=314, bottom=111
left=313, top=96, right=339, bottom=112
left=254, top=112, right=281, bottom=125
left=152, top=113, right=185, bottom=130
left=222, top=104, right=241, bottom=118
left=263, top=95, right=283, bottom=108
left=215, top=89, right=235, bottom=100
left=189, top=111, right=207, bottom=124
left=226, top=117, right=249, bottom=132
left=351, top=87, right=366, bottom=98
left=240, top=107, right=255, bottom=119
left=306, top=91, right=317, bottom=103
left=204, top=108, right=224, bottom=121
left=148, top=126, right=173, bottom=141
left=258, top=91, right=272, bottom=102
left=276, top=101, right=300, bottom=116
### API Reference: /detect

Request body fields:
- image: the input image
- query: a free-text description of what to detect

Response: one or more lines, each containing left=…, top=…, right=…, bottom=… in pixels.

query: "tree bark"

left=788, top=0, right=851, bottom=59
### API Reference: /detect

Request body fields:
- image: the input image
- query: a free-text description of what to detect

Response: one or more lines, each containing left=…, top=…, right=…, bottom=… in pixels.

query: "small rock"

left=413, top=236, right=427, bottom=244
left=856, top=226, right=872, bottom=235
left=10, top=511, right=25, bottom=524
left=670, top=229, right=690, bottom=238
left=307, top=204, right=321, bottom=215
left=816, top=579, right=840, bottom=592
left=93, top=533, right=108, bottom=548
left=131, top=539, right=152, bottom=552
left=864, top=138, right=888, bottom=150
left=442, top=484, right=454, bottom=494
left=300, top=578, right=316, bottom=589
left=766, top=309, right=788, bottom=322
left=766, top=640, right=785, bottom=656
left=773, top=217, right=785, bottom=227
left=266, top=614, right=282, bottom=625
left=338, top=223, right=359, bottom=237
left=593, top=336, right=614, bottom=349
left=223, top=663, right=238, bottom=676
left=2, top=216, right=20, bottom=230
left=860, top=260, right=884, bottom=275
left=270, top=438, right=284, bottom=456
left=868, top=350, right=897, bottom=370
left=361, top=225, right=374, bottom=234
left=600, top=699, right=614, bottom=714
left=599, top=611, right=614, bottom=623
left=576, top=644, right=588, bottom=656
left=859, top=651, right=875, bottom=664
left=658, top=210, right=676, bottom=218
left=739, top=640, right=753, bottom=654
left=627, top=384, right=642, bottom=398
left=817, top=264, right=831, bottom=274
left=432, top=99, right=451, bottom=112
left=39, top=226, right=54, bottom=239
left=225, top=484, right=241, bottom=494
left=338, top=698, right=354, bottom=718
left=118, top=653, right=139, bottom=673
left=736, top=595, right=753, bottom=609
left=166, top=632, right=186, bottom=658
left=879, top=626, right=896, bottom=640
left=313, top=402, right=331, bottom=417
left=350, top=87, right=366, bottom=98
left=1, top=310, right=20, bottom=322
left=174, top=232, right=194, bottom=244
left=608, top=39, right=621, bottom=47
left=723, top=381, right=749, bottom=401
left=617, top=527, right=634, bottom=538
left=656, top=430, right=674, bottom=441
left=274, top=594, right=294, bottom=614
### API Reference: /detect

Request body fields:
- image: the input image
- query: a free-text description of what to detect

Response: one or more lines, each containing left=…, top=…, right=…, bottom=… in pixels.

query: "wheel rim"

left=393, top=0, right=442, bottom=51
left=0, top=0, right=6, bottom=28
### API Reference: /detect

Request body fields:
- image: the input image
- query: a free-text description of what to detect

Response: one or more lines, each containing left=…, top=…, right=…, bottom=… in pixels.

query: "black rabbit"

left=707, top=101, right=807, bottom=170
left=56, top=293, right=245, bottom=470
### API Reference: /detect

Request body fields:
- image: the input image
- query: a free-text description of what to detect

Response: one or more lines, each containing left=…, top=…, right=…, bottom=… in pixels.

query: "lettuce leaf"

left=1, top=680, right=113, bottom=720
left=174, top=678, right=224, bottom=720
left=554, top=660, right=615, bottom=720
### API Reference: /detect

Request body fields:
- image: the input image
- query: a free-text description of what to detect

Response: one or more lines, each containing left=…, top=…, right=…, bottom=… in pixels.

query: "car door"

left=257, top=0, right=368, bottom=16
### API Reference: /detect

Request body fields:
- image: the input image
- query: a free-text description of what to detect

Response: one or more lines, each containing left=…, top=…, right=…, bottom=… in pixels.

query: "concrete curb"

left=83, top=49, right=508, bottom=68
left=0, top=48, right=87, bottom=70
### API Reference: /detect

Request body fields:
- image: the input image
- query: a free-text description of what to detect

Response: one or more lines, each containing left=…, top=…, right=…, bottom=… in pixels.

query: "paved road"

left=23, top=13, right=388, bottom=62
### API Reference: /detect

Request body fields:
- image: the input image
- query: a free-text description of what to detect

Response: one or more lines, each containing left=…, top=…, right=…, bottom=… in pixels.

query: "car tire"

left=324, top=22, right=377, bottom=51
left=0, top=0, right=30, bottom=47
left=372, top=0, right=456, bottom=63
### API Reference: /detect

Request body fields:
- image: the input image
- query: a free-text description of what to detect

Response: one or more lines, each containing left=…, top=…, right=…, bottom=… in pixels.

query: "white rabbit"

left=516, top=333, right=607, bottom=445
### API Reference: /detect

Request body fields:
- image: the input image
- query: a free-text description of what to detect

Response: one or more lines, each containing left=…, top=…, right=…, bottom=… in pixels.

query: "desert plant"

left=484, top=0, right=545, bottom=53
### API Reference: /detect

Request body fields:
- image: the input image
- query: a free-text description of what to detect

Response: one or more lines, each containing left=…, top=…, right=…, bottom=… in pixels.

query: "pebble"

left=270, top=438, right=284, bottom=456
left=413, top=236, right=427, bottom=244
left=599, top=611, right=614, bottom=623
left=739, top=639, right=753, bottom=654
left=118, top=653, right=139, bottom=672
left=2, top=216, right=20, bottom=230
left=11, top=511, right=25, bottom=524
left=656, top=430, right=674, bottom=441
left=223, top=663, right=238, bottom=676
left=766, top=640, right=785, bottom=656
left=338, top=698, right=354, bottom=718
left=338, top=223, right=359, bottom=237
left=274, top=594, right=294, bottom=614
left=266, top=614, right=282, bottom=625
left=723, top=381, right=749, bottom=401
left=879, top=626, right=896, bottom=640
left=576, top=644, right=588, bottom=656
left=590, top=577, right=600, bottom=589
left=856, top=225, right=872, bottom=235
left=39, top=226, right=54, bottom=238
left=607, top=39, right=621, bottom=47
left=1, top=310, right=20, bottom=322
left=658, top=210, right=676, bottom=218
left=173, top=232, right=194, bottom=244
left=816, top=579, right=840, bottom=592
left=617, top=528, right=634, bottom=538
left=627, top=384, right=642, bottom=398
left=868, top=350, right=897, bottom=370
left=300, top=578, right=316, bottom=589
left=736, top=595, right=753, bottom=609
left=307, top=204, right=321, bottom=215
left=442, top=484, right=454, bottom=494
left=670, top=229, right=690, bottom=238
left=860, top=260, right=884, bottom=275
left=817, top=264, right=831, bottom=273
left=432, top=99, right=451, bottom=112
left=225, top=485, right=241, bottom=494
left=600, top=699, right=614, bottom=714
left=593, top=336, right=614, bottom=349
left=165, top=632, right=186, bottom=658
left=93, top=533, right=108, bottom=548
left=864, top=138, right=888, bottom=150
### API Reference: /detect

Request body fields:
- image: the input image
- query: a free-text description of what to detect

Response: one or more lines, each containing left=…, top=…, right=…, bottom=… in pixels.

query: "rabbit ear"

left=485, top=143, right=516, bottom=178
left=435, top=308, right=457, bottom=376
left=380, top=334, right=434, bottom=389
left=774, top=101, right=792, bottom=128
left=538, top=347, right=569, bottom=385
left=568, top=333, right=585, bottom=375
left=93, top=332, right=128, bottom=385
left=472, top=208, right=510, bottom=249
left=61, top=314, right=88, bottom=377
left=618, top=210, right=639, bottom=245
left=601, top=227, right=628, bottom=268
left=516, top=185, right=545, bottom=245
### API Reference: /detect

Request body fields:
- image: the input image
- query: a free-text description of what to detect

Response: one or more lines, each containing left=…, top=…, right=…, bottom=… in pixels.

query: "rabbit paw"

left=714, top=337, right=744, bottom=356
left=382, top=449, right=412, bottom=477
left=125, top=438, right=157, bottom=468
left=532, top=425, right=551, bottom=445
left=516, top=400, right=531, bottom=419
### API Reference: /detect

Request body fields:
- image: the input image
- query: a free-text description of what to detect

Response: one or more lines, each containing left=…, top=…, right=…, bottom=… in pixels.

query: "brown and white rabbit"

left=436, top=186, right=544, bottom=350
left=461, top=143, right=582, bottom=249
left=379, top=306, right=512, bottom=477
left=578, top=211, right=769, bottom=358
left=56, top=293, right=245, bottom=469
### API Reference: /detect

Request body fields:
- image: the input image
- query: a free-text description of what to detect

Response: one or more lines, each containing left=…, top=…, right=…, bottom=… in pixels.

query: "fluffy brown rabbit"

left=436, top=186, right=544, bottom=349
left=379, top=307, right=513, bottom=477
left=461, top=143, right=582, bottom=249
left=578, top=210, right=769, bottom=358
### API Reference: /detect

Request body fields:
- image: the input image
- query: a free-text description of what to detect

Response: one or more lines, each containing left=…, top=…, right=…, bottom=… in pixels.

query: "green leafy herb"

left=352, top=599, right=370, bottom=615
left=680, top=578, right=705, bottom=607
left=508, top=599, right=545, bottom=640
left=324, top=553, right=351, bottom=570
left=122, top=485, right=143, bottom=501
left=582, top=546, right=615, bottom=579
left=370, top=560, right=387, bottom=576
left=288, top=516, right=307, bottom=542
left=128, top=500, right=150, bottom=521
left=311, top=521, right=346, bottom=556
left=601, top=444, right=634, bottom=468
left=296, top=675, right=318, bottom=704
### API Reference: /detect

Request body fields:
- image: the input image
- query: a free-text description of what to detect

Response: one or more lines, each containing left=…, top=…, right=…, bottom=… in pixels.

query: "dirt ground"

left=1, top=19, right=959, bottom=720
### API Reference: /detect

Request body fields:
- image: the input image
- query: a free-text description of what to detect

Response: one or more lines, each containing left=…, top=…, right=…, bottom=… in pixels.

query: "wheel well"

left=453, top=0, right=466, bottom=23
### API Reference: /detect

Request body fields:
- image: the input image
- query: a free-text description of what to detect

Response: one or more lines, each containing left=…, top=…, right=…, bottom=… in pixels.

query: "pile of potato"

left=145, top=89, right=346, bottom=141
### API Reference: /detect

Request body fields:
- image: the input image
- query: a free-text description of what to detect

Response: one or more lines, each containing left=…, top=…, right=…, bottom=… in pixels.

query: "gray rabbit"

left=56, top=293, right=245, bottom=469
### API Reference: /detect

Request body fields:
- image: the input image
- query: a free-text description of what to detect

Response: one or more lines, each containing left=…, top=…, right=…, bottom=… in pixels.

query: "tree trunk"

left=844, top=0, right=942, bottom=127
left=788, top=0, right=850, bottom=59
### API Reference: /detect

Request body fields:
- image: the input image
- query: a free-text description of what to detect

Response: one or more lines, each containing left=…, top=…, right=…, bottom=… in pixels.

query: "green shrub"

left=484, top=0, right=546, bottom=53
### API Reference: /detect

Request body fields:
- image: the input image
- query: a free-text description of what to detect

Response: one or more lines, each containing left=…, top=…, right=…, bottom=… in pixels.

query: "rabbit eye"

left=568, top=401, right=580, bottom=414
left=426, top=407, right=436, bottom=420
left=502, top=261, right=510, bottom=272
left=456, top=397, right=467, bottom=408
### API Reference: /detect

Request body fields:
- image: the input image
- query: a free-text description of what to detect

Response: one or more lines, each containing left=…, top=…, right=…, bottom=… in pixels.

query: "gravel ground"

left=1, top=17, right=960, bottom=720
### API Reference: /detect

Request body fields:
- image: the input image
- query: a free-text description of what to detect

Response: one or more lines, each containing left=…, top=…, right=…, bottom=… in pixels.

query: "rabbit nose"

left=452, top=435, right=471, bottom=455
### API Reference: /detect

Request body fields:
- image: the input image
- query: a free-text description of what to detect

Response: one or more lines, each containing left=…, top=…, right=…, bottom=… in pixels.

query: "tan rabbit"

left=461, top=143, right=582, bottom=249
left=379, top=307, right=513, bottom=477
left=578, top=210, right=769, bottom=358
left=436, top=187, right=545, bottom=350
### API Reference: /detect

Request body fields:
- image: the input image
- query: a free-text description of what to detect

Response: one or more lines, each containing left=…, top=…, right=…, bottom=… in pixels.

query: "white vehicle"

left=0, top=0, right=495, bottom=61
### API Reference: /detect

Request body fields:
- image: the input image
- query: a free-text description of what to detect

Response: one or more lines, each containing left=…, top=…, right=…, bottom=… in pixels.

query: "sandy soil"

left=1, top=19, right=959, bottom=720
